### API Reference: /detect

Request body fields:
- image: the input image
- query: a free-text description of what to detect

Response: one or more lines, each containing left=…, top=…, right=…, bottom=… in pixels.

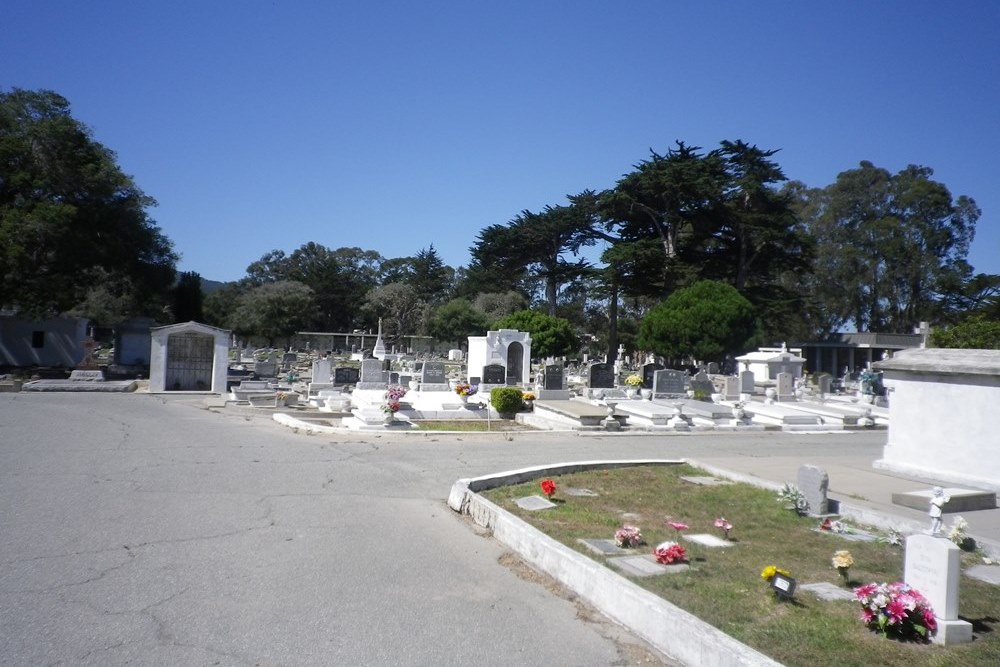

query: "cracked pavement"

left=1, top=393, right=887, bottom=665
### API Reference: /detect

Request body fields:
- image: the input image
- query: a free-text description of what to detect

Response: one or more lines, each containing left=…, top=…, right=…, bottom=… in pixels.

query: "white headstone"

left=777, top=372, right=795, bottom=401
left=904, top=534, right=973, bottom=644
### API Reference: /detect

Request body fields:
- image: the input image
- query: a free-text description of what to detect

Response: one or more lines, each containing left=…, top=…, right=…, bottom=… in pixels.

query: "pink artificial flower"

left=886, top=598, right=909, bottom=625
left=653, top=542, right=687, bottom=564
left=854, top=583, right=877, bottom=601
left=860, top=608, right=876, bottom=624
left=667, top=521, right=689, bottom=532
left=922, top=608, right=937, bottom=632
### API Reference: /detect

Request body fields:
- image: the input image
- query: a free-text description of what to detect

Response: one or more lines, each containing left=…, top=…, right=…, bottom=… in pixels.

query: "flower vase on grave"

left=458, top=394, right=468, bottom=405
left=624, top=388, right=636, bottom=399
left=640, top=388, right=652, bottom=400
left=384, top=412, right=395, bottom=425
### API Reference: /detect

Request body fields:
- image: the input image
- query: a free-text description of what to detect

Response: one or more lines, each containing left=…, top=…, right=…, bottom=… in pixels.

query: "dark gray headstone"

left=588, top=363, right=614, bottom=389
left=482, top=364, right=505, bottom=385
left=707, top=362, right=719, bottom=374
left=420, top=361, right=446, bottom=384
left=818, top=375, right=832, bottom=395
left=255, top=360, right=277, bottom=378
left=334, top=367, right=360, bottom=385
left=469, top=376, right=481, bottom=386
left=642, top=363, right=664, bottom=389
left=653, top=369, right=685, bottom=397
left=389, top=372, right=399, bottom=384
left=740, top=370, right=755, bottom=393
left=543, top=364, right=563, bottom=391
left=797, top=464, right=829, bottom=515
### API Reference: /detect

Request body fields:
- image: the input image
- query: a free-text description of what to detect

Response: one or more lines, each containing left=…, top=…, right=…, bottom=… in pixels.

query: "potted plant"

left=623, top=374, right=642, bottom=398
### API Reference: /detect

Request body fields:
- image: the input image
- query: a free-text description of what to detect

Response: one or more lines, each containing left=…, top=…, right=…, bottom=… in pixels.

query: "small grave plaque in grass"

left=515, top=495, right=557, bottom=511
left=680, top=476, right=733, bottom=486
left=563, top=487, right=599, bottom=497
left=608, top=555, right=678, bottom=577
left=683, top=533, right=733, bottom=548
left=800, top=582, right=856, bottom=602
left=577, top=539, right=629, bottom=556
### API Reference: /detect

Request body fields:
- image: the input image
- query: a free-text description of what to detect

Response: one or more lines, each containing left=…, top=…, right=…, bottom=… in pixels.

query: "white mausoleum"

left=149, top=321, right=230, bottom=394
left=874, top=348, right=1000, bottom=492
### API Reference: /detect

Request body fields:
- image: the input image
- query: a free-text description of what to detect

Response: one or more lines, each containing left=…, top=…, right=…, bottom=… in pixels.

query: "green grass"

left=414, top=420, right=536, bottom=431
left=482, top=464, right=1000, bottom=667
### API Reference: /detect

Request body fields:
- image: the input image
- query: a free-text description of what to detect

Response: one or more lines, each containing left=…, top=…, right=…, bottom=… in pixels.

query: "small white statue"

left=929, top=486, right=950, bottom=535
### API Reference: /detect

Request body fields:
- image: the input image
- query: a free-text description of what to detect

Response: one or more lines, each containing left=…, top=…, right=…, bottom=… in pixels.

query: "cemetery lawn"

left=415, top=420, right=536, bottom=431
left=482, top=464, right=1000, bottom=667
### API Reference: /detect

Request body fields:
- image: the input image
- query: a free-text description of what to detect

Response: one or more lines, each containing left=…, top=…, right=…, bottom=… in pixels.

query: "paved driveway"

left=0, top=393, right=887, bottom=665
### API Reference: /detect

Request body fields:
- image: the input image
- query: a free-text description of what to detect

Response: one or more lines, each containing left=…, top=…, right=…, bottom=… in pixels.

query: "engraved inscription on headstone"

left=333, top=366, right=360, bottom=385
left=588, top=362, right=614, bottom=389
left=777, top=372, right=795, bottom=400
left=420, top=361, right=447, bottom=384
left=653, top=369, right=685, bottom=397
left=360, top=359, right=385, bottom=383
left=723, top=376, right=740, bottom=400
left=482, top=364, right=506, bottom=385
left=543, top=364, right=563, bottom=391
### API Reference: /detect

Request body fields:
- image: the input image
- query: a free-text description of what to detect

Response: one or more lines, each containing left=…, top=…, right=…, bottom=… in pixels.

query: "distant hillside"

left=201, top=278, right=231, bottom=294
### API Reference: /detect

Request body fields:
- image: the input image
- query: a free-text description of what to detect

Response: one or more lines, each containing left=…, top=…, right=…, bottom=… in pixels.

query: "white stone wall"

left=875, top=348, right=1000, bottom=491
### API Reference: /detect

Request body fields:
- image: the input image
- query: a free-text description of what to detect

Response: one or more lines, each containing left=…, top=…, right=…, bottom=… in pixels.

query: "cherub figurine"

left=929, top=486, right=949, bottom=535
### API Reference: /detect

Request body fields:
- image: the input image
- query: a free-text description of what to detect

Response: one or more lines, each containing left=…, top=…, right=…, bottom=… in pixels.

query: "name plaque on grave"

left=482, top=364, right=506, bottom=385
left=334, top=367, right=360, bottom=385
left=588, top=363, right=614, bottom=389
left=421, top=362, right=447, bottom=384
left=653, top=369, right=686, bottom=396
left=543, top=364, right=563, bottom=391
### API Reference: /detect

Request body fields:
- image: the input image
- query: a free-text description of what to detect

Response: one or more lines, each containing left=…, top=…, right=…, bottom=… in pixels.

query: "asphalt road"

left=0, top=393, right=888, bottom=666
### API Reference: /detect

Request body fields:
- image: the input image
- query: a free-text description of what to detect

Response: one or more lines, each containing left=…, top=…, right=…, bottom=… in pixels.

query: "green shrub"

left=490, top=387, right=524, bottom=413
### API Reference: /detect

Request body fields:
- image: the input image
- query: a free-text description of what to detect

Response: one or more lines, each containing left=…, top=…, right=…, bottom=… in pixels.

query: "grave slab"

left=892, top=487, right=997, bottom=513
left=515, top=495, right=557, bottom=511
left=607, top=555, right=689, bottom=577
left=965, top=564, right=1000, bottom=585
left=811, top=528, right=879, bottom=543
left=800, top=582, right=856, bottom=602
left=683, top=533, right=733, bottom=548
left=563, top=487, right=599, bottom=497
left=577, top=539, right=629, bottom=556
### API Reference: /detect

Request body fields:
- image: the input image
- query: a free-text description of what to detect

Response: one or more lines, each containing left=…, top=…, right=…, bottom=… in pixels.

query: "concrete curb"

left=449, top=460, right=782, bottom=667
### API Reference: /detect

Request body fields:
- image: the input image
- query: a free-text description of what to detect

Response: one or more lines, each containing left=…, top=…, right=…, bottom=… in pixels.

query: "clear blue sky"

left=5, top=1, right=999, bottom=283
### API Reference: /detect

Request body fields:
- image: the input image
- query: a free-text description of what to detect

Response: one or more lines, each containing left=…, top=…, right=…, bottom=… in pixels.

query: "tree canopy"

left=493, top=310, right=578, bottom=359
left=0, top=88, right=177, bottom=321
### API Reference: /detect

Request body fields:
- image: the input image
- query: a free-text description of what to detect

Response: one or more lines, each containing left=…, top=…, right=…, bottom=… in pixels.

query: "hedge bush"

left=490, top=387, right=524, bottom=414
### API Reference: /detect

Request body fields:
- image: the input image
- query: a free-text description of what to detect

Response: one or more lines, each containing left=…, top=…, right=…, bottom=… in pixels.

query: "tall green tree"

left=465, top=193, right=598, bottom=315
left=793, top=162, right=979, bottom=332
left=229, top=280, right=315, bottom=346
left=599, top=142, right=726, bottom=298
left=408, top=245, right=454, bottom=304
left=426, top=298, right=489, bottom=347
left=171, top=271, right=204, bottom=323
left=0, top=88, right=177, bottom=320
left=363, top=282, right=427, bottom=345
left=493, top=310, right=579, bottom=359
